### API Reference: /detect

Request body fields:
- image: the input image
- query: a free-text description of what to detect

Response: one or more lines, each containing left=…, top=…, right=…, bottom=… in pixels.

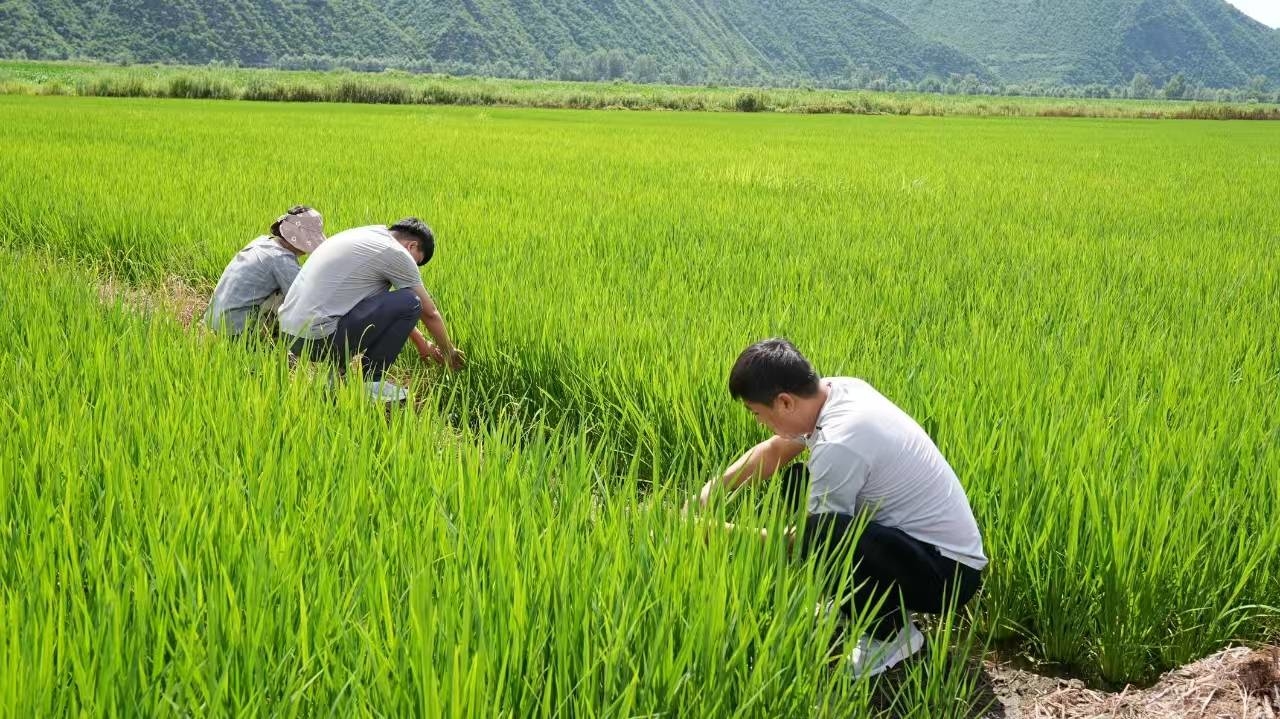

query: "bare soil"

left=982, top=646, right=1280, bottom=719
left=96, top=274, right=207, bottom=328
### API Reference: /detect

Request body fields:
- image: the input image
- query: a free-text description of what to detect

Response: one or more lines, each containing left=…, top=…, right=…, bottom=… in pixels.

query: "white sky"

left=1223, top=0, right=1280, bottom=28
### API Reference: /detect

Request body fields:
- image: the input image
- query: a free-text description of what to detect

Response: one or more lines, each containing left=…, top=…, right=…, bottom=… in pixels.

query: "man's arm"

left=411, top=286, right=464, bottom=370
left=270, top=257, right=301, bottom=297
left=706, top=447, right=868, bottom=556
left=701, top=519, right=799, bottom=554
left=408, top=328, right=443, bottom=362
left=693, top=435, right=805, bottom=508
left=382, top=248, right=464, bottom=371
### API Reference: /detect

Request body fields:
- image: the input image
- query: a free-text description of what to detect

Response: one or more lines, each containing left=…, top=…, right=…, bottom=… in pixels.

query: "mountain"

left=0, top=0, right=985, bottom=84
left=865, top=0, right=1280, bottom=86
left=1, top=0, right=1277, bottom=88
left=0, top=0, right=414, bottom=68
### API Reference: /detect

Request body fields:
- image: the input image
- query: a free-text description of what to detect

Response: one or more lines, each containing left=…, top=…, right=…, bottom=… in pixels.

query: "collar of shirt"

left=802, top=379, right=837, bottom=448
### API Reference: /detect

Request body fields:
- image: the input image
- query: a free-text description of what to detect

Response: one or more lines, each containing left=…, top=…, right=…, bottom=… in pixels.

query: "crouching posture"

left=279, top=217, right=464, bottom=402
left=692, top=338, right=987, bottom=677
left=204, top=206, right=326, bottom=338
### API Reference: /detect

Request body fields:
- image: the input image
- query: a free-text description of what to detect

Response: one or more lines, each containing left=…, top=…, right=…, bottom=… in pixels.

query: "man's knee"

left=388, top=289, right=421, bottom=317
left=799, top=512, right=859, bottom=561
left=800, top=516, right=909, bottom=579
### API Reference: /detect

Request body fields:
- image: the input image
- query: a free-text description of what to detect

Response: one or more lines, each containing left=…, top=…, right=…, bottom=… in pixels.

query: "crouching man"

left=279, top=217, right=464, bottom=402
left=204, top=206, right=326, bottom=338
left=691, top=338, right=986, bottom=677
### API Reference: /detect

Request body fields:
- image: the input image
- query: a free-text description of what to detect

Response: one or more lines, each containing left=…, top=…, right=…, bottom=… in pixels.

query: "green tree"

left=586, top=49, right=610, bottom=80
left=630, top=54, right=658, bottom=83
left=674, top=63, right=701, bottom=84
left=605, top=49, right=628, bottom=80
left=555, top=49, right=586, bottom=81
left=1246, top=75, right=1268, bottom=100
left=1129, top=73, right=1153, bottom=99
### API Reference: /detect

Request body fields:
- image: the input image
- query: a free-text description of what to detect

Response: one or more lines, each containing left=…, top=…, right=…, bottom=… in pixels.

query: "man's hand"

left=418, top=341, right=445, bottom=364
left=697, top=518, right=773, bottom=546
left=417, top=342, right=465, bottom=371
left=694, top=480, right=717, bottom=510
left=681, top=482, right=714, bottom=515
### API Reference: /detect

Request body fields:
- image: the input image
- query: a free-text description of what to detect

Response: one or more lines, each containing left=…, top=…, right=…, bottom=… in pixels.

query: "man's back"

left=806, top=377, right=988, bottom=570
left=205, top=236, right=299, bottom=334
left=280, top=225, right=422, bottom=339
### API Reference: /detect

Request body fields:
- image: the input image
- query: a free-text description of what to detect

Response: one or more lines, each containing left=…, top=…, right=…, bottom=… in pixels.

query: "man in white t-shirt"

left=280, top=217, right=464, bottom=401
left=691, top=338, right=986, bottom=678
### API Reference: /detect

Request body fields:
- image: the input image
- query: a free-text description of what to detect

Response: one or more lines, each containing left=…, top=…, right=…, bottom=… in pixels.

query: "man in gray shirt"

left=280, top=217, right=464, bottom=401
left=691, top=338, right=986, bottom=678
left=204, top=206, right=326, bottom=337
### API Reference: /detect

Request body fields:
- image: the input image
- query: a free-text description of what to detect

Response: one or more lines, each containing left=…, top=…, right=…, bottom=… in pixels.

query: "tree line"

left=8, top=46, right=1278, bottom=104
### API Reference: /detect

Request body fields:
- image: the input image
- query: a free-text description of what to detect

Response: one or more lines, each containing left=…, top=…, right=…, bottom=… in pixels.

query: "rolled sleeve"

left=381, top=247, right=424, bottom=290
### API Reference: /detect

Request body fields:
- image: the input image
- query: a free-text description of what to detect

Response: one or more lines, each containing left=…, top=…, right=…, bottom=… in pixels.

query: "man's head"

left=728, top=338, right=824, bottom=438
left=272, top=205, right=325, bottom=255
left=388, top=217, right=435, bottom=267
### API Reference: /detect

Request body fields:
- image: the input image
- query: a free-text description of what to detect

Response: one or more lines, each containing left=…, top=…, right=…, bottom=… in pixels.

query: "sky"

left=1223, top=0, right=1280, bottom=27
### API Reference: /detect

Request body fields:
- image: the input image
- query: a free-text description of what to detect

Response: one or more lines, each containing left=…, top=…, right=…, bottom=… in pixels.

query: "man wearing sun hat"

left=205, top=205, right=327, bottom=338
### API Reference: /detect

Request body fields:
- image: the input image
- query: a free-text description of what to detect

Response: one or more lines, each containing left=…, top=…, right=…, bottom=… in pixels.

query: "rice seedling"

left=0, top=94, right=1277, bottom=714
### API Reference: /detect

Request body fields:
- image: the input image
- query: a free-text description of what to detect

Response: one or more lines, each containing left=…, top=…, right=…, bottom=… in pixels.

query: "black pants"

left=779, top=464, right=983, bottom=640
left=289, top=289, right=421, bottom=383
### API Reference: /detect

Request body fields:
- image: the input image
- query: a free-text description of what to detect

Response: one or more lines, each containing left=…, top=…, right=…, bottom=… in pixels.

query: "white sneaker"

left=850, top=621, right=925, bottom=679
left=365, top=380, right=408, bottom=403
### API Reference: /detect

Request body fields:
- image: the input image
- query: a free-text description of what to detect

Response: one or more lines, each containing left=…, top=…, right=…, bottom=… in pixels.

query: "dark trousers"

left=779, top=465, right=983, bottom=640
left=290, top=289, right=421, bottom=383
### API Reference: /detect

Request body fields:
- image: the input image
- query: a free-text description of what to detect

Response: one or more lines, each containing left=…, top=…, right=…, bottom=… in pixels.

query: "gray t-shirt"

left=802, top=377, right=988, bottom=570
left=279, top=225, right=424, bottom=339
left=204, top=236, right=301, bottom=335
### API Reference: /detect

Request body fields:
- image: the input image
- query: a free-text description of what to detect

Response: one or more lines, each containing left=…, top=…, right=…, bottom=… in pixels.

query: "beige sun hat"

left=277, top=209, right=326, bottom=254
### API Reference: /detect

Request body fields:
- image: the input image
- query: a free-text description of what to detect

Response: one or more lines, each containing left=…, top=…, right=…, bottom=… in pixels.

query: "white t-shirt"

left=802, top=377, right=988, bottom=570
left=279, top=225, right=424, bottom=339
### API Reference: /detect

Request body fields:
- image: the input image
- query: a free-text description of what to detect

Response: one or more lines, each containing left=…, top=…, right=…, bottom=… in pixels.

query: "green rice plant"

left=0, top=247, right=980, bottom=715
left=0, top=93, right=1277, bottom=712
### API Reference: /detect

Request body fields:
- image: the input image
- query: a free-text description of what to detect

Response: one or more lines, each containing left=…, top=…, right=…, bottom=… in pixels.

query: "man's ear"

left=775, top=393, right=795, bottom=412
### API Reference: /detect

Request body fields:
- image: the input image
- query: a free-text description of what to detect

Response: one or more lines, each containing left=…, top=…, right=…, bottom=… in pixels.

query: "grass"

left=0, top=94, right=1278, bottom=714
left=3, top=60, right=1280, bottom=119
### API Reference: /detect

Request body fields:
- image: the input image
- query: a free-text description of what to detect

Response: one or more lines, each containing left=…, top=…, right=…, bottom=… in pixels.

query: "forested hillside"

left=1, top=0, right=1276, bottom=89
left=867, top=0, right=1280, bottom=87
left=0, top=0, right=983, bottom=84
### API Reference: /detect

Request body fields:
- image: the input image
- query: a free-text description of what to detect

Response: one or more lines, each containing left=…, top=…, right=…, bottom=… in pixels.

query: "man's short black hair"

left=389, top=217, right=435, bottom=266
left=270, top=205, right=313, bottom=238
left=728, top=338, right=820, bottom=405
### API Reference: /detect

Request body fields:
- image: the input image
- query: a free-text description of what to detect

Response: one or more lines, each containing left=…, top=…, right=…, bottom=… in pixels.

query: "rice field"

left=1, top=94, right=1278, bottom=716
